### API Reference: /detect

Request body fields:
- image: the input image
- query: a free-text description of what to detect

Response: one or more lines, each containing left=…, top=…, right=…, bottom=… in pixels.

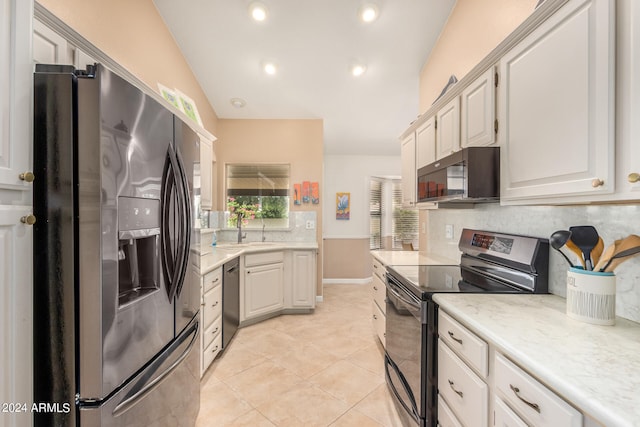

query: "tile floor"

left=196, top=283, right=404, bottom=427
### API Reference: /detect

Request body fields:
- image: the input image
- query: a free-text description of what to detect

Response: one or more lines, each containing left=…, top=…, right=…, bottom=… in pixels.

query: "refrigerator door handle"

left=172, top=145, right=191, bottom=299
left=111, top=318, right=199, bottom=417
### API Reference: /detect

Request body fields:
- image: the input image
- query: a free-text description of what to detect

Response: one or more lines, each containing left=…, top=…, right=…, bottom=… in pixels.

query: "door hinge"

left=494, top=72, right=499, bottom=88
left=494, top=119, right=499, bottom=134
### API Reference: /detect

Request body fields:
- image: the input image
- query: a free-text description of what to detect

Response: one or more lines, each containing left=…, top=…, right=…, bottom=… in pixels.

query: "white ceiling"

left=153, top=0, right=456, bottom=156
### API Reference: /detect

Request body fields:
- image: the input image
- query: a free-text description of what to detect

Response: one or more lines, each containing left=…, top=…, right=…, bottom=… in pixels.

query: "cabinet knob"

left=628, top=172, right=640, bottom=183
left=591, top=178, right=604, bottom=188
left=20, top=215, right=36, bottom=225
left=19, top=172, right=35, bottom=182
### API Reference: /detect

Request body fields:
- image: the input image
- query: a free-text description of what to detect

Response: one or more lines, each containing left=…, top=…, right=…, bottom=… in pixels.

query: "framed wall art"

left=336, top=192, right=350, bottom=220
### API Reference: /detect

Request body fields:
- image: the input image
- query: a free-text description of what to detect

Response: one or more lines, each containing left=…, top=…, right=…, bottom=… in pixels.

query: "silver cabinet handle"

left=448, top=331, right=463, bottom=345
left=212, top=327, right=219, bottom=334
left=373, top=286, right=378, bottom=291
left=373, top=314, right=378, bottom=320
left=211, top=345, right=219, bottom=353
left=212, top=301, right=219, bottom=308
left=448, top=379, right=463, bottom=398
left=510, top=384, right=540, bottom=413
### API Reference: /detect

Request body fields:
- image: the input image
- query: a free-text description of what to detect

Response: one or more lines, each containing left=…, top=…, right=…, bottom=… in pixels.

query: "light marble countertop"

left=371, top=250, right=459, bottom=266
left=194, top=241, right=318, bottom=275
left=433, top=293, right=640, bottom=427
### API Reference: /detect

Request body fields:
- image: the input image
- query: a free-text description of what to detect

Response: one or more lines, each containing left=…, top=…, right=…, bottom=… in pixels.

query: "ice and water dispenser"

left=117, top=197, right=161, bottom=306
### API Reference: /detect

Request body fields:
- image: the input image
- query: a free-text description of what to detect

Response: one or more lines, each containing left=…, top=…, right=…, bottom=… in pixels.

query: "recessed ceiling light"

left=351, top=63, right=367, bottom=77
left=249, top=2, right=268, bottom=22
left=263, top=61, right=278, bottom=76
left=359, top=3, right=379, bottom=23
left=230, top=98, right=246, bottom=108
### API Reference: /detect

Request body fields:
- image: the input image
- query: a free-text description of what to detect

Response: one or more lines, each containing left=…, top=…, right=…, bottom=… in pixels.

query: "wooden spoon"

left=565, top=237, right=586, bottom=268
left=593, top=240, right=620, bottom=272
left=591, top=236, right=605, bottom=267
left=602, top=234, right=640, bottom=272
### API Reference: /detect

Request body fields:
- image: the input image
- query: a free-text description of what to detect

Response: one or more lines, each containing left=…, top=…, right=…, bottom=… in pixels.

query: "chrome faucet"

left=237, top=212, right=246, bottom=243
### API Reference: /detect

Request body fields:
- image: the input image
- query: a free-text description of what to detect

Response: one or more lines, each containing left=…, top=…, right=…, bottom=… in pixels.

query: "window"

left=225, top=164, right=290, bottom=228
left=369, top=178, right=418, bottom=250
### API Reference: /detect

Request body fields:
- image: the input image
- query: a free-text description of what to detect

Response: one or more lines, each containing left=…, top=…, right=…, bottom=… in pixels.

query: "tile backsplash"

left=202, top=210, right=317, bottom=243
left=425, top=203, right=640, bottom=323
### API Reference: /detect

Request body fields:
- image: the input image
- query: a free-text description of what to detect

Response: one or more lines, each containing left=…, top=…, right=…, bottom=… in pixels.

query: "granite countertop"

left=194, top=241, right=318, bottom=274
left=371, top=249, right=459, bottom=266
left=433, top=293, right=640, bottom=427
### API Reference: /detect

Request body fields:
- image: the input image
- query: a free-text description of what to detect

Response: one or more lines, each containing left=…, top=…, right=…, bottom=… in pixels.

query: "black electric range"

left=384, top=229, right=549, bottom=427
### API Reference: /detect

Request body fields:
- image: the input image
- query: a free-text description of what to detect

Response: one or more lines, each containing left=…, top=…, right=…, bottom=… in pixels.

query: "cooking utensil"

left=565, top=235, right=586, bottom=268
left=569, top=226, right=600, bottom=270
left=549, top=230, right=577, bottom=267
left=601, top=234, right=640, bottom=272
left=593, top=240, right=620, bottom=272
left=591, top=236, right=605, bottom=267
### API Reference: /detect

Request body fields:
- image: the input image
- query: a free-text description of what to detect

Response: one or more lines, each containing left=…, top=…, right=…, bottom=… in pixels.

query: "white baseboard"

left=322, top=277, right=373, bottom=285
left=316, top=295, right=324, bottom=303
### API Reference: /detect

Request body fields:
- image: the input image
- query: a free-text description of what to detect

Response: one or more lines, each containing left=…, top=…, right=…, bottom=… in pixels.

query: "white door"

left=416, top=116, right=436, bottom=169
left=461, top=68, right=496, bottom=148
left=436, top=97, right=461, bottom=160
left=291, top=250, right=316, bottom=308
left=244, top=262, right=284, bottom=319
left=400, top=133, right=416, bottom=206
left=499, top=0, right=614, bottom=202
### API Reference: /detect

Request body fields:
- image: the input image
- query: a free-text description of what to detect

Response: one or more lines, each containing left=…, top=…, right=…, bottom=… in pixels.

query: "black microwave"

left=417, top=146, right=499, bottom=203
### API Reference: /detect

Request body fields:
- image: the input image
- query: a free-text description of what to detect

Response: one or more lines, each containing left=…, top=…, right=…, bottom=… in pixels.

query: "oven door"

left=385, top=274, right=425, bottom=426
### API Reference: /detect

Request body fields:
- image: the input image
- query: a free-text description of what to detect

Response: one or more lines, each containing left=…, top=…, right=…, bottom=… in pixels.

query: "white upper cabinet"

left=499, top=0, right=615, bottom=203
left=400, top=133, right=416, bottom=206
left=33, top=19, right=70, bottom=64
left=1, top=0, right=32, bottom=194
left=461, top=68, right=496, bottom=148
left=416, top=116, right=436, bottom=169
left=436, top=96, right=461, bottom=160
left=198, top=134, right=213, bottom=211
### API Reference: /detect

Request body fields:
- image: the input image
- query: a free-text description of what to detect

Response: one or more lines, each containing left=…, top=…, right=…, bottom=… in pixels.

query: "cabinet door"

left=244, top=262, right=284, bottom=319
left=1, top=0, right=32, bottom=192
left=494, top=397, right=528, bottom=427
left=198, top=134, right=213, bottom=210
left=291, top=250, right=316, bottom=308
left=33, top=19, right=71, bottom=64
left=436, top=97, right=461, bottom=160
left=416, top=116, right=436, bottom=169
left=400, top=133, right=416, bottom=206
left=0, top=205, right=33, bottom=427
left=461, top=68, right=495, bottom=148
left=499, top=0, right=614, bottom=202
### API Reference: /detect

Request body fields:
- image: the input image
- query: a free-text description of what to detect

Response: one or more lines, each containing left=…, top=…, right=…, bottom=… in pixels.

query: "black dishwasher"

left=222, top=257, right=240, bottom=349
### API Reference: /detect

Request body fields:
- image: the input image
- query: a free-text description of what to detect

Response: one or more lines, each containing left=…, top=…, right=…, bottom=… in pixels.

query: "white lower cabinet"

left=494, top=353, right=582, bottom=427
left=243, top=252, right=284, bottom=320
left=289, top=250, right=316, bottom=309
left=494, top=397, right=528, bottom=427
left=200, top=266, right=223, bottom=377
left=371, top=257, right=387, bottom=347
left=438, top=396, right=464, bottom=427
left=438, top=341, right=489, bottom=427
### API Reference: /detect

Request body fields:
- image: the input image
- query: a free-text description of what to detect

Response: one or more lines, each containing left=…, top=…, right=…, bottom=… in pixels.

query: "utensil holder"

left=566, top=267, right=616, bottom=325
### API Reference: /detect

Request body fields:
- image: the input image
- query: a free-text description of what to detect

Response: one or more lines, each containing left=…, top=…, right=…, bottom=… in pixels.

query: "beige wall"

left=323, top=238, right=371, bottom=280
left=216, top=119, right=324, bottom=294
left=37, top=0, right=219, bottom=134
left=419, top=0, right=538, bottom=111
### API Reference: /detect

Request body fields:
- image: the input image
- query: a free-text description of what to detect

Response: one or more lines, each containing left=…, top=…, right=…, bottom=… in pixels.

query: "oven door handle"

left=386, top=281, right=421, bottom=310
left=384, top=355, right=420, bottom=422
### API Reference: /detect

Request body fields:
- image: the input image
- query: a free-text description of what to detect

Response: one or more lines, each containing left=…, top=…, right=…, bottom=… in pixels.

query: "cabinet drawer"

left=372, top=301, right=385, bottom=347
left=372, top=274, right=386, bottom=314
left=203, top=267, right=222, bottom=293
left=439, top=310, right=488, bottom=378
left=494, top=353, right=582, bottom=427
left=438, top=396, right=463, bottom=427
left=203, top=284, right=222, bottom=329
left=203, top=316, right=222, bottom=350
left=245, top=251, right=284, bottom=267
left=203, top=332, right=222, bottom=371
left=438, top=341, right=488, bottom=427
left=494, top=397, right=528, bottom=427
left=372, top=257, right=386, bottom=281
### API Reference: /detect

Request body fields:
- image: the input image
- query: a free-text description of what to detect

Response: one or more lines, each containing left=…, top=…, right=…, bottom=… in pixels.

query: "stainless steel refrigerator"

left=33, top=64, right=201, bottom=426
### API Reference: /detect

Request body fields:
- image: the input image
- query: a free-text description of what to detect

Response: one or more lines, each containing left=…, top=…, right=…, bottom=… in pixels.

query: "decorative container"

left=566, top=267, right=616, bottom=326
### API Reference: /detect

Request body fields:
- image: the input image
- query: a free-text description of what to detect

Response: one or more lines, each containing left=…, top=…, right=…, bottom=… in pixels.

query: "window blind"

left=369, top=179, right=382, bottom=249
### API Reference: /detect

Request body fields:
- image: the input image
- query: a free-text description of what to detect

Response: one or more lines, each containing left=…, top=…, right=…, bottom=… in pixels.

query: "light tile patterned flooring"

left=196, top=284, right=403, bottom=427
